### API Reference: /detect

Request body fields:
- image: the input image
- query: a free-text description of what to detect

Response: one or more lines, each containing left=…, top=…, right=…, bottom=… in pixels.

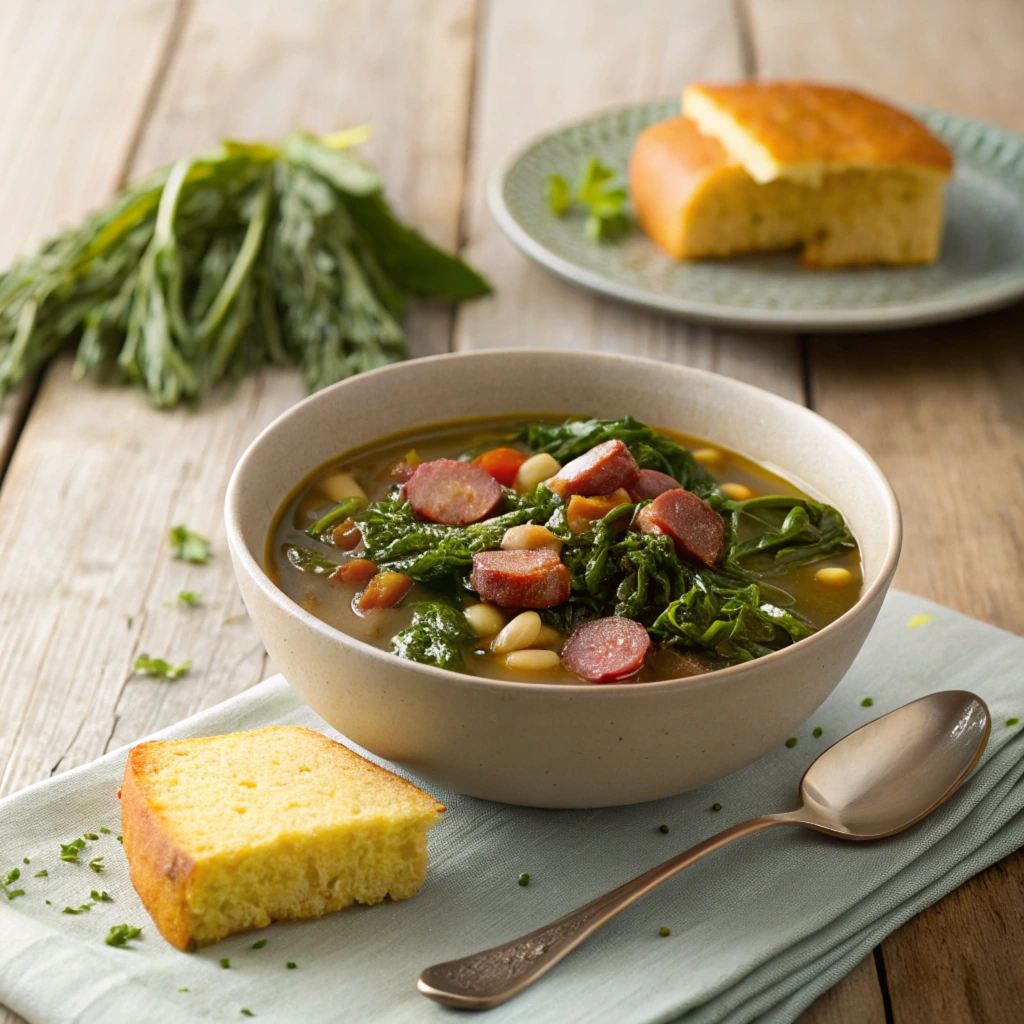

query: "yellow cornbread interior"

left=123, top=726, right=444, bottom=948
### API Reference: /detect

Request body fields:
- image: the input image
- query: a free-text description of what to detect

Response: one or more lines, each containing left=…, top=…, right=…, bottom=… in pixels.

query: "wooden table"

left=1, top=1, right=1021, bottom=1021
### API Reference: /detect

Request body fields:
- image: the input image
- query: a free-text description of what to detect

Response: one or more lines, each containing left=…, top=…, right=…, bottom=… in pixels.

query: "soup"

left=267, top=416, right=862, bottom=684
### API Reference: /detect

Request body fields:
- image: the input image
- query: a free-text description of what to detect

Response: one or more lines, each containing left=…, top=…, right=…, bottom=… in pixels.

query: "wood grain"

left=0, top=4, right=477, bottom=1020
left=748, top=1, right=1024, bottom=1021
left=454, top=0, right=805, bottom=402
left=0, top=0, right=183, bottom=475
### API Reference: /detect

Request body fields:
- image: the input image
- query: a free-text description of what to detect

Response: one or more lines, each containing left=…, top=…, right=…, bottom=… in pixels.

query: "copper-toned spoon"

left=418, top=691, right=990, bottom=1010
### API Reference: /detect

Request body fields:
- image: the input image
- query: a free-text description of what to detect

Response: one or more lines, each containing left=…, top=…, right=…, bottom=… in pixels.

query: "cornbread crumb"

left=119, top=726, right=444, bottom=950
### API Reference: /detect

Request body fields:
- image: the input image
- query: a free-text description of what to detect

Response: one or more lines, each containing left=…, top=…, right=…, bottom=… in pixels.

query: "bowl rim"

left=225, top=348, right=902, bottom=698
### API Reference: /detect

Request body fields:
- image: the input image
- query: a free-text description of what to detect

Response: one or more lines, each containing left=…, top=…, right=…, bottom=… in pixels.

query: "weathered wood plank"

left=748, top=2, right=1024, bottom=1021
left=454, top=0, right=805, bottom=402
left=0, top=0, right=182, bottom=475
left=798, top=954, right=888, bottom=1024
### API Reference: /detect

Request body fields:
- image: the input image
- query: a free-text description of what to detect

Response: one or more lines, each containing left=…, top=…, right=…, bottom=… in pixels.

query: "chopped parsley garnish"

left=60, top=837, right=87, bottom=862
left=170, top=525, right=212, bottom=564
left=547, top=157, right=629, bottom=242
left=117, top=835, right=123, bottom=843
left=83, top=833, right=99, bottom=841
left=99, top=827, right=112, bottom=834
left=286, top=962, right=297, bottom=970
left=63, top=904, right=91, bottom=914
left=2, top=866, right=25, bottom=901
left=812, top=726, right=823, bottom=738
left=221, top=958, right=231, bottom=969
left=785, top=737, right=798, bottom=748
left=251, top=939, right=267, bottom=949
left=134, top=654, right=191, bottom=680
left=861, top=698, right=874, bottom=707
left=168, top=590, right=203, bottom=608
left=710, top=803, right=722, bottom=812
left=241, top=1011, right=255, bottom=1018
left=22, top=857, right=29, bottom=864
left=106, top=923, right=142, bottom=948
left=34, top=869, right=48, bottom=878
left=178, top=987, right=189, bottom=993
left=518, top=873, right=530, bottom=887
left=658, top=824, right=670, bottom=834
left=1007, top=718, right=1019, bottom=727
left=88, top=857, right=105, bottom=873
left=91, top=890, right=113, bottom=902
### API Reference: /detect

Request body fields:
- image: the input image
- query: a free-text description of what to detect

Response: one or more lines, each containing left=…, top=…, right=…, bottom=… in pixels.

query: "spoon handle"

left=418, top=812, right=797, bottom=1010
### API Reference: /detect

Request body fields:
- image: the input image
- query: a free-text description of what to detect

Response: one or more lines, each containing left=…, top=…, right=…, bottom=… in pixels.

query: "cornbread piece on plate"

left=119, top=725, right=445, bottom=950
left=629, top=82, right=953, bottom=267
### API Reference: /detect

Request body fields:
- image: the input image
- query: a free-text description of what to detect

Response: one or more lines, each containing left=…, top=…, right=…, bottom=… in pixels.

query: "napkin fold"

left=1, top=590, right=1022, bottom=1024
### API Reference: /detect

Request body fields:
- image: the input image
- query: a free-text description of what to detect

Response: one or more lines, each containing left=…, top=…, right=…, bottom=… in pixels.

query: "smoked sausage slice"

left=562, top=616, right=651, bottom=683
left=405, top=459, right=503, bottom=525
left=547, top=440, right=641, bottom=498
left=635, top=488, right=725, bottom=567
left=629, top=468, right=683, bottom=502
left=470, top=549, right=572, bottom=608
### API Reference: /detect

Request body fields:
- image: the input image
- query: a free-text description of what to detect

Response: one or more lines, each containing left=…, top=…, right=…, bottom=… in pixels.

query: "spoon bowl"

left=419, top=690, right=991, bottom=1010
left=793, top=690, right=991, bottom=839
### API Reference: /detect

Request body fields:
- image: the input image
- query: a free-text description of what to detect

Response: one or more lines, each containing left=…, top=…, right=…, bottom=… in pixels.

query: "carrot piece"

left=329, top=558, right=378, bottom=587
left=472, top=447, right=530, bottom=488
left=330, top=519, right=362, bottom=550
left=358, top=571, right=414, bottom=611
left=566, top=489, right=633, bottom=534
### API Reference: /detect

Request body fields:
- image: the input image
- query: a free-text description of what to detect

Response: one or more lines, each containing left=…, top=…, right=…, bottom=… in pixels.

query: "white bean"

left=692, top=447, right=726, bottom=470
left=463, top=603, right=506, bottom=638
left=319, top=471, right=368, bottom=504
left=491, top=611, right=542, bottom=654
left=721, top=482, right=756, bottom=501
left=505, top=649, right=562, bottom=672
left=513, top=453, right=562, bottom=493
left=815, top=567, right=854, bottom=589
left=501, top=524, right=563, bottom=554
left=534, top=624, right=565, bottom=648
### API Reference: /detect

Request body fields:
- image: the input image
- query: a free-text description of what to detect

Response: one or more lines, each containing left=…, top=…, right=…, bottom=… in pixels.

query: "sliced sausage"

left=547, top=440, right=641, bottom=498
left=635, top=488, right=725, bottom=567
left=470, top=549, right=572, bottom=609
left=562, top=616, right=651, bottom=683
left=404, top=459, right=503, bottom=526
left=629, top=469, right=683, bottom=502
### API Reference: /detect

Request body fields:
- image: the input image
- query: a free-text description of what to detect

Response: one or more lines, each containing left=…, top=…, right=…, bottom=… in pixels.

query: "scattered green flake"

left=221, top=958, right=231, bottom=969
left=134, top=654, right=191, bottom=680
left=286, top=962, right=297, bottom=970
left=168, top=590, right=203, bottom=608
left=710, top=803, right=722, bottom=812
left=658, top=824, right=670, bottom=834
left=88, top=857, right=105, bottom=873
left=812, top=726, right=823, bottom=739
left=34, top=870, right=48, bottom=878
left=659, top=926, right=671, bottom=937
left=861, top=698, right=874, bottom=707
left=170, top=525, right=212, bottom=564
left=5, top=889, right=25, bottom=900
left=117, top=835, right=123, bottom=843
left=906, top=614, right=932, bottom=629
left=1, top=868, right=24, bottom=900
left=251, top=939, right=267, bottom=949
left=63, top=905, right=92, bottom=914
left=59, top=837, right=87, bottom=862
left=22, top=857, right=30, bottom=865
left=83, top=833, right=99, bottom=841
left=518, top=873, right=530, bottom=887
left=1007, top=718, right=1019, bottom=727
left=785, top=737, right=798, bottom=748
left=99, top=827, right=112, bottom=835
left=45, top=900, right=51, bottom=906
left=241, top=1011, right=255, bottom=1018
left=91, top=890, right=113, bottom=902
left=105, top=923, right=142, bottom=948
left=178, top=987, right=189, bottom=993
left=3, top=868, right=20, bottom=887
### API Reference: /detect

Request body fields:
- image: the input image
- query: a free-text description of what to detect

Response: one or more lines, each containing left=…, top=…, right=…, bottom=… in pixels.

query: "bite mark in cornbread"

left=119, top=726, right=445, bottom=950
left=630, top=82, right=953, bottom=267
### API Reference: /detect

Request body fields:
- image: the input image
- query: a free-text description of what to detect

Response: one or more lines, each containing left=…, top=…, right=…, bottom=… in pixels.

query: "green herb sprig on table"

left=0, top=129, right=489, bottom=408
left=169, top=525, right=212, bottom=564
left=134, top=654, right=191, bottom=680
left=2, top=867, right=25, bottom=900
left=547, top=157, right=630, bottom=242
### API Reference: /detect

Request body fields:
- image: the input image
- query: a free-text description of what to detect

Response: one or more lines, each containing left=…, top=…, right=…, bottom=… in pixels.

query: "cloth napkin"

left=1, top=590, right=1022, bottom=1024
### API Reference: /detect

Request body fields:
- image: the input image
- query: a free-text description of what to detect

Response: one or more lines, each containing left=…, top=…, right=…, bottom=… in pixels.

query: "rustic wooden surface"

left=0, top=1, right=1020, bottom=1021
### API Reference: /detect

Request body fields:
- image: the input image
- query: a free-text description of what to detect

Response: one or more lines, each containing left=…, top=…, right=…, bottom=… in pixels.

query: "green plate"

left=489, top=99, right=1024, bottom=332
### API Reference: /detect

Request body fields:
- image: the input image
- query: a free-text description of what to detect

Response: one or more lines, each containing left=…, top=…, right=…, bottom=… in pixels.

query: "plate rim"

left=487, top=100, right=1024, bottom=333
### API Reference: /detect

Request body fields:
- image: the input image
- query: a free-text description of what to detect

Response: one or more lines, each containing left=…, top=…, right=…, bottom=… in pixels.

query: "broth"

left=267, top=416, right=863, bottom=684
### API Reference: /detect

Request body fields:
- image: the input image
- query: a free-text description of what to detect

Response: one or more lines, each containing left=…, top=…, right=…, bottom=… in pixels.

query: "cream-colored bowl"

left=225, top=350, right=900, bottom=808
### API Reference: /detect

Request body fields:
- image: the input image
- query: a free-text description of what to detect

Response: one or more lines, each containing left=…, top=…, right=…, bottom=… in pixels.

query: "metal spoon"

left=418, top=690, right=990, bottom=1010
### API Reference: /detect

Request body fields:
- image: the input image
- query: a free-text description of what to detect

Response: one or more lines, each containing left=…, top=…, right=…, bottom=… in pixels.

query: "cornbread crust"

left=682, top=82, right=953, bottom=185
left=629, top=114, right=948, bottom=266
left=120, top=726, right=445, bottom=951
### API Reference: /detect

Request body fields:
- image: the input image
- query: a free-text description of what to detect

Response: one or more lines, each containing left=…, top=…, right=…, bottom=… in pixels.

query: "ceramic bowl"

left=225, top=350, right=901, bottom=808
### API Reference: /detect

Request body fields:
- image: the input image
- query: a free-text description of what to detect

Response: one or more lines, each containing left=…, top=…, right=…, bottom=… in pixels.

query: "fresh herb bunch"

left=547, top=158, right=630, bottom=242
left=0, top=130, right=489, bottom=408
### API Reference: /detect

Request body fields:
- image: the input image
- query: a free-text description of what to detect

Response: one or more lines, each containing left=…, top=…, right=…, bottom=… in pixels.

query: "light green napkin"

left=1, top=590, right=1022, bottom=1024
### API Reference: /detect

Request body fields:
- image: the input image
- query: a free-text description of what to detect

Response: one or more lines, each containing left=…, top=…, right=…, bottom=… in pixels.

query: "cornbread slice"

left=119, top=726, right=445, bottom=950
left=629, top=83, right=953, bottom=267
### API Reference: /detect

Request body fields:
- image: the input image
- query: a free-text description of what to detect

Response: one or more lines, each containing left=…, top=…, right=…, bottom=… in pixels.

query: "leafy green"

left=0, top=132, right=489, bottom=408
left=546, top=158, right=629, bottom=242
left=518, top=416, right=720, bottom=499
left=305, top=496, right=365, bottom=539
left=169, top=525, right=212, bottom=563
left=391, top=602, right=474, bottom=671
left=284, top=545, right=339, bottom=575
left=133, top=654, right=191, bottom=680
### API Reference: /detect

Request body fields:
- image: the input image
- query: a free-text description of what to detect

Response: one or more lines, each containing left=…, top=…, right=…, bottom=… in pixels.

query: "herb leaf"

left=105, top=924, right=142, bottom=948
left=134, top=654, right=191, bottom=680
left=169, top=526, right=212, bottom=564
left=545, top=158, right=630, bottom=242
left=169, top=590, right=203, bottom=607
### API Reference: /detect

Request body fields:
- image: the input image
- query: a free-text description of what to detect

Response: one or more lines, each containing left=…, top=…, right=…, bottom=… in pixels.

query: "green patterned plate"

left=489, top=99, right=1024, bottom=331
